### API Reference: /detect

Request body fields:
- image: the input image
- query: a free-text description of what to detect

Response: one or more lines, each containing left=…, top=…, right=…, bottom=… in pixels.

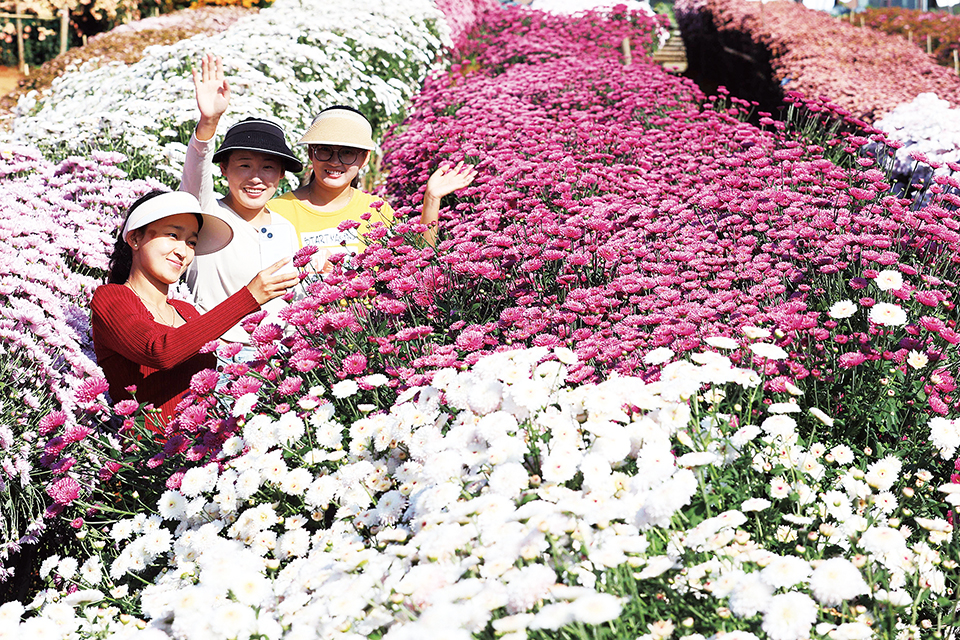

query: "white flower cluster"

left=8, top=0, right=450, bottom=181
left=875, top=92, right=960, bottom=178
left=10, top=346, right=958, bottom=639
left=667, top=403, right=955, bottom=640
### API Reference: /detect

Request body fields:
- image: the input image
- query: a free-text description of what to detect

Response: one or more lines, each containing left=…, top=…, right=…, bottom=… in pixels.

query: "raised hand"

left=425, top=161, right=478, bottom=201
left=192, top=53, right=231, bottom=141
left=421, top=161, right=477, bottom=247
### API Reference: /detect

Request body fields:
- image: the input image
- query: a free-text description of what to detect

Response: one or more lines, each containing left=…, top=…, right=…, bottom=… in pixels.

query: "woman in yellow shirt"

left=267, top=106, right=475, bottom=257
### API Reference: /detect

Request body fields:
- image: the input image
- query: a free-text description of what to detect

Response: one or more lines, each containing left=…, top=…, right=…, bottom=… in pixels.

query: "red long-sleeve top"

left=91, top=284, right=259, bottom=429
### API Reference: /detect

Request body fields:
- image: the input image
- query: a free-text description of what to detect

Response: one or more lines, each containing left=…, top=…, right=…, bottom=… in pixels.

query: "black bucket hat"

left=212, top=118, right=303, bottom=173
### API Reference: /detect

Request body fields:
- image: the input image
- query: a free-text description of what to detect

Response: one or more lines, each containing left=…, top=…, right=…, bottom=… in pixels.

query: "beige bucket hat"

left=298, top=107, right=376, bottom=150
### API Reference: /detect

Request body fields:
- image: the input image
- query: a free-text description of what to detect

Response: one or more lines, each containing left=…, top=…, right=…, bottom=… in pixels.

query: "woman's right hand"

left=193, top=53, right=230, bottom=141
left=246, top=258, right=300, bottom=305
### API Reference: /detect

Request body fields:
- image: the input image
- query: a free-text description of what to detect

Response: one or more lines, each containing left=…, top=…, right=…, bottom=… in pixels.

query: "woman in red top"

left=91, top=190, right=298, bottom=431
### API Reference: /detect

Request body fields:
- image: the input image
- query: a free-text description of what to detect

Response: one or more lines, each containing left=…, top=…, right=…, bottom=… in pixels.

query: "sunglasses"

left=309, top=145, right=365, bottom=165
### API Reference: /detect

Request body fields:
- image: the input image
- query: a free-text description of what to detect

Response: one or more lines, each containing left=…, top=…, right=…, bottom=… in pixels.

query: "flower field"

left=863, top=7, right=960, bottom=72
left=2, top=0, right=960, bottom=639
left=675, top=0, right=960, bottom=200
left=10, top=0, right=451, bottom=184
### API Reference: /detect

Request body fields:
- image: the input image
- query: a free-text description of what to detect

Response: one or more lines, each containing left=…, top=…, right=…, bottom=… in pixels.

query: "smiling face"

left=128, top=213, right=200, bottom=286
left=220, top=150, right=284, bottom=220
left=309, top=144, right=369, bottom=195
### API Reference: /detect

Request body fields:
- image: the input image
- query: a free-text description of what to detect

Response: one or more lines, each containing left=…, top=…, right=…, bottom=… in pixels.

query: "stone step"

left=651, top=29, right=687, bottom=73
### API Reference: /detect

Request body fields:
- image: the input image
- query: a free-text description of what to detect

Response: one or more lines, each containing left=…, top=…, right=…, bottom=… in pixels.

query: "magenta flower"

left=46, top=476, right=80, bottom=505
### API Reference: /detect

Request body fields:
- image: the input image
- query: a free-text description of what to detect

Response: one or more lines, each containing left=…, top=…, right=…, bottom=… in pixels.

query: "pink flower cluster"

left=434, top=0, right=501, bottom=49
left=0, top=145, right=161, bottom=414
left=675, top=0, right=960, bottom=121
left=864, top=7, right=960, bottom=71
left=0, top=144, right=160, bottom=570
left=204, top=4, right=956, bottom=431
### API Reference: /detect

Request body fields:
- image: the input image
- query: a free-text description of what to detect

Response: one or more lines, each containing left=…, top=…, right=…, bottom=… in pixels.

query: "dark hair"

left=106, top=190, right=203, bottom=284
left=319, top=104, right=368, bottom=120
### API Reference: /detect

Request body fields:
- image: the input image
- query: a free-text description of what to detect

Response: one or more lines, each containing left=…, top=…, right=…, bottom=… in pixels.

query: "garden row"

left=5, top=3, right=960, bottom=639
left=863, top=7, right=960, bottom=72
left=0, top=0, right=496, bottom=600
left=675, top=0, right=960, bottom=182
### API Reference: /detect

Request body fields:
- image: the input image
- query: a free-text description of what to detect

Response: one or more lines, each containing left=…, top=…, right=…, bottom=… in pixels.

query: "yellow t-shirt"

left=266, top=189, right=396, bottom=253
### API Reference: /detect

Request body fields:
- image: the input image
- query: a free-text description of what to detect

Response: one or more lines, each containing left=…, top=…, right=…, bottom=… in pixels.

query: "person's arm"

left=179, top=54, right=230, bottom=210
left=92, top=260, right=298, bottom=370
left=420, top=161, right=477, bottom=247
left=92, top=286, right=259, bottom=371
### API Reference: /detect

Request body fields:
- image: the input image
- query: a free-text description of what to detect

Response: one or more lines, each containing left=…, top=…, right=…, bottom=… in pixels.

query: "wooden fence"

left=0, top=3, right=69, bottom=73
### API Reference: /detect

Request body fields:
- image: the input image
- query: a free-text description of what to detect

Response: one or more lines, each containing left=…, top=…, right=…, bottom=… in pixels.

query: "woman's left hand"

left=425, top=161, right=477, bottom=201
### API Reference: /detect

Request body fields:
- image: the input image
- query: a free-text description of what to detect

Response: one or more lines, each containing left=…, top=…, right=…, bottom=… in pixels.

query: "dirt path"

left=0, top=67, right=23, bottom=98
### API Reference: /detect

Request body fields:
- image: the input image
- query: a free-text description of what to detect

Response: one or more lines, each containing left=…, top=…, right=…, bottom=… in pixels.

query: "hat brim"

left=123, top=191, right=234, bottom=256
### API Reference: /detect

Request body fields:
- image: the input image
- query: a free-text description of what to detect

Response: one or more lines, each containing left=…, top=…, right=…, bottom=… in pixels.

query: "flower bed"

left=0, top=6, right=256, bottom=115
left=4, top=2, right=960, bottom=637
left=674, top=0, right=960, bottom=122
left=9, top=0, right=451, bottom=183
left=863, top=7, right=960, bottom=72
left=0, top=145, right=160, bottom=586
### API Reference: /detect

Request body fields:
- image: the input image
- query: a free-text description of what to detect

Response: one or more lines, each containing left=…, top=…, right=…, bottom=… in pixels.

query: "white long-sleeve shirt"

left=179, top=132, right=299, bottom=344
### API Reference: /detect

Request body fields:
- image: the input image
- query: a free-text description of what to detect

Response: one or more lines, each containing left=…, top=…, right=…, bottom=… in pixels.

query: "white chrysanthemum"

left=220, top=436, right=245, bottom=457
left=741, top=497, right=771, bottom=512
left=808, top=407, right=834, bottom=427
left=571, top=593, right=623, bottom=625
left=56, top=556, right=78, bottom=581
left=180, top=464, right=219, bottom=498
left=761, top=592, right=817, bottom=640
left=487, top=462, right=530, bottom=498
left=869, top=302, right=907, bottom=326
left=875, top=269, right=904, bottom=291
left=376, top=490, right=408, bottom=526
left=259, top=451, right=288, bottom=484
left=828, top=299, right=857, bottom=319
left=158, top=490, right=187, bottom=520
left=749, top=343, right=788, bottom=360
left=276, top=528, right=311, bottom=561
left=727, top=573, right=773, bottom=618
left=305, top=475, right=338, bottom=508
left=675, top=451, right=719, bottom=467
left=760, top=556, right=811, bottom=589
left=864, top=455, right=902, bottom=491
left=275, top=414, right=306, bottom=444
left=235, top=469, right=262, bottom=500
left=822, top=490, right=853, bottom=522
left=742, top=326, right=771, bottom=339
left=79, top=557, right=102, bottom=585
left=874, top=589, right=912, bottom=606
left=906, top=350, right=929, bottom=370
left=928, top=417, right=960, bottom=459
left=0, top=600, right=24, bottom=623
left=363, top=373, right=389, bottom=387
left=280, top=467, right=313, bottom=495
left=211, top=601, right=257, bottom=639
left=331, top=379, right=359, bottom=398
left=769, top=477, right=791, bottom=499
left=643, top=347, right=674, bottom=365
left=467, top=379, right=504, bottom=415
left=529, top=602, right=575, bottom=630
left=704, top=336, right=740, bottom=349
left=232, top=393, right=258, bottom=417
left=829, top=444, right=855, bottom=464
left=808, top=558, right=869, bottom=605
left=859, top=526, right=909, bottom=558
